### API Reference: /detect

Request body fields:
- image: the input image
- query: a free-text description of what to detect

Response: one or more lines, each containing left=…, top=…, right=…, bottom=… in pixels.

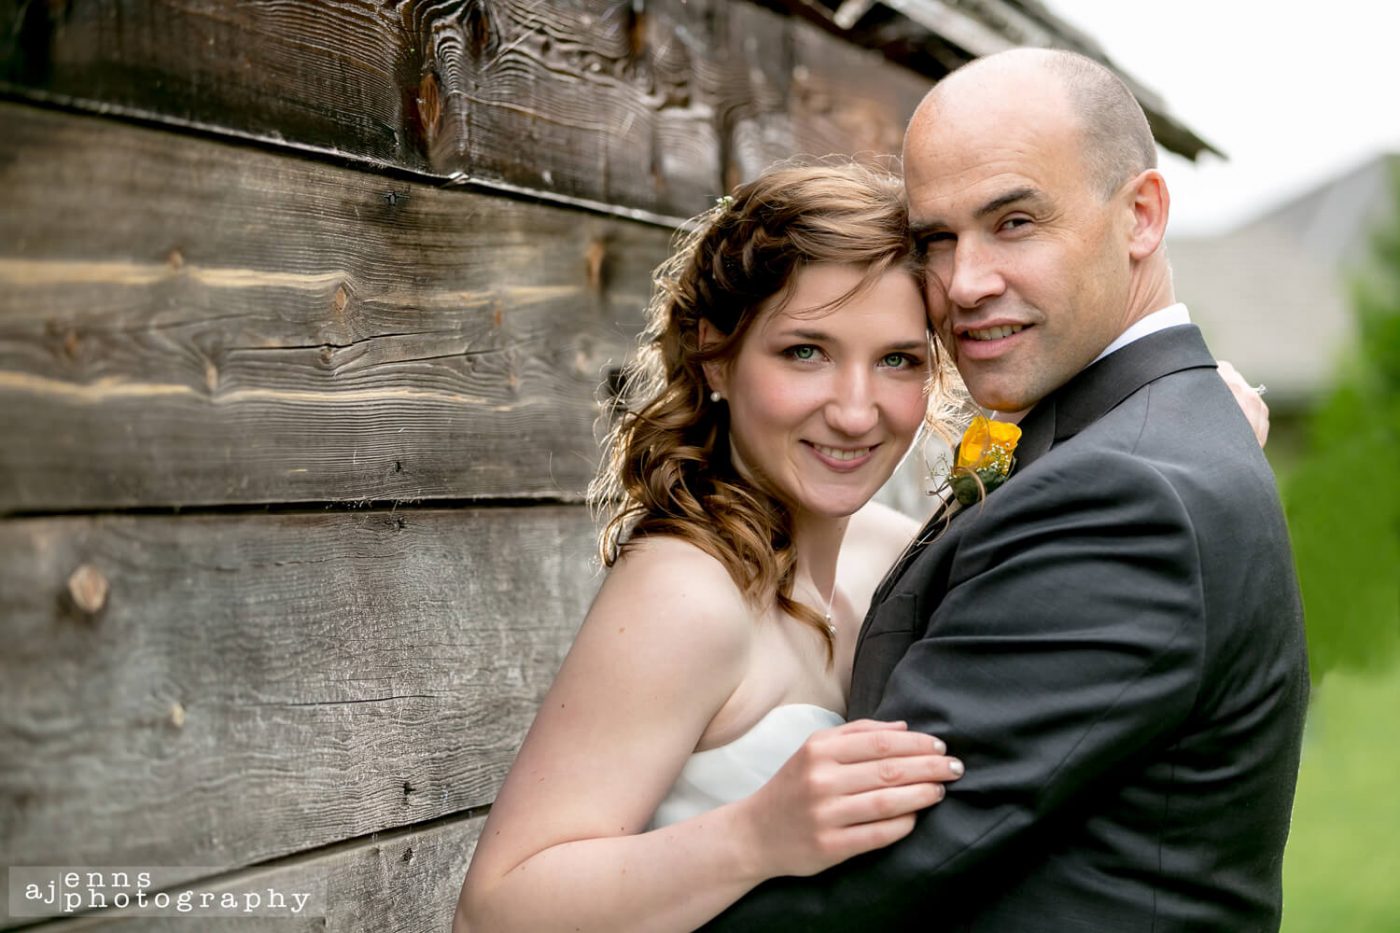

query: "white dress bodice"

left=648, top=703, right=845, bottom=829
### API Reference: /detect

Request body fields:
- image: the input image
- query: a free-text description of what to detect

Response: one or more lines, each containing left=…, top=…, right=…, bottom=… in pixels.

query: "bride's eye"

left=880, top=352, right=920, bottom=369
left=784, top=345, right=823, bottom=362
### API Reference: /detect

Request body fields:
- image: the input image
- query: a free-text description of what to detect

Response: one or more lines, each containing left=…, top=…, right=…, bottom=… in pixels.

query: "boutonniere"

left=944, top=416, right=1022, bottom=506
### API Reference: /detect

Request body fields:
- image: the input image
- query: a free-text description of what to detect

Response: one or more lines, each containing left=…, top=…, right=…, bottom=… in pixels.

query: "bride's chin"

left=797, top=494, right=877, bottom=521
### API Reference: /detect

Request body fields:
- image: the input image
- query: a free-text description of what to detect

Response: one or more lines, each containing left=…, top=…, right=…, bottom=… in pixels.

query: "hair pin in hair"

left=714, top=194, right=735, bottom=211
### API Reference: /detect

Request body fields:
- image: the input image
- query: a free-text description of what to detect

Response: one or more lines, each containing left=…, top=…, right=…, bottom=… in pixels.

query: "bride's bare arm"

left=453, top=537, right=957, bottom=933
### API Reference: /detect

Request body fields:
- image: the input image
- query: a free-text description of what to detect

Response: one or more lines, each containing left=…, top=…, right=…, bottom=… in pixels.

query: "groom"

left=706, top=49, right=1308, bottom=931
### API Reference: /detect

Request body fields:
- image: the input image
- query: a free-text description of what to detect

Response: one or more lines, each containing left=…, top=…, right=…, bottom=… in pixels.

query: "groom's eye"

left=914, top=233, right=955, bottom=264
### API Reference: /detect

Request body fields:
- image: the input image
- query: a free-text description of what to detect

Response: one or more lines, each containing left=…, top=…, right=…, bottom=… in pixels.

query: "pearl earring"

left=710, top=390, right=722, bottom=402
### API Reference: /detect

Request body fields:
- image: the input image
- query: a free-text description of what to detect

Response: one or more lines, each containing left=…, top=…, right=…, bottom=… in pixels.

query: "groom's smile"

left=952, top=320, right=1033, bottom=363
left=964, top=323, right=1026, bottom=341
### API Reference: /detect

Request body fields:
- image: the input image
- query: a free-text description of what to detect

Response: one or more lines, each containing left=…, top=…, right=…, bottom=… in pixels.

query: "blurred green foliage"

left=1280, top=165, right=1400, bottom=680
left=1279, top=165, right=1400, bottom=930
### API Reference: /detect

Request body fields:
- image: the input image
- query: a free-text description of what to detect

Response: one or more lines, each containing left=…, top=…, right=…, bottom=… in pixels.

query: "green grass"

left=1282, top=665, right=1400, bottom=931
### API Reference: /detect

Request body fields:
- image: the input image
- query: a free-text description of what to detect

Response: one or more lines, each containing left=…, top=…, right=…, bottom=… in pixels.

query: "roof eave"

left=763, top=0, right=1224, bottom=161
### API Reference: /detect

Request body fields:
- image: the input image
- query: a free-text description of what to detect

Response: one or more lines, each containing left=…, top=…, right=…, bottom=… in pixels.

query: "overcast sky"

left=1046, top=0, right=1400, bottom=235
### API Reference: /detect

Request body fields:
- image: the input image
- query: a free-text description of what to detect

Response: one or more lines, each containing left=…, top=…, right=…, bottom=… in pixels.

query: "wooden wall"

left=0, top=2, right=931, bottom=928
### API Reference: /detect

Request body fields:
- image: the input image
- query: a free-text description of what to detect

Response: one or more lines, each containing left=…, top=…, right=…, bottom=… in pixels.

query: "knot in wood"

left=67, top=563, right=109, bottom=615
left=585, top=239, right=608, bottom=290
left=416, top=71, right=442, bottom=145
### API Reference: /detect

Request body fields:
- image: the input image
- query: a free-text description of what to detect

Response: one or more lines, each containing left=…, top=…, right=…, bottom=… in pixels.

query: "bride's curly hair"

left=591, top=159, right=959, bottom=661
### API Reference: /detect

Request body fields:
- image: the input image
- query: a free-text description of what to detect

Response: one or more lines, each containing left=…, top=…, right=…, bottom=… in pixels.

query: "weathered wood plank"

left=0, top=506, right=595, bottom=878
left=787, top=10, right=928, bottom=161
left=0, top=0, right=931, bottom=218
left=0, top=101, right=667, bottom=511
left=4, top=815, right=482, bottom=931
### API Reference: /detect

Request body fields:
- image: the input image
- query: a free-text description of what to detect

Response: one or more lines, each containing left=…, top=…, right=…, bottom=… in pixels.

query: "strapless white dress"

left=648, top=703, right=845, bottom=828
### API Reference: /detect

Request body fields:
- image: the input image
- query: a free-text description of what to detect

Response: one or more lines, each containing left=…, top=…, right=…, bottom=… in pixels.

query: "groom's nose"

left=945, top=238, right=1006, bottom=310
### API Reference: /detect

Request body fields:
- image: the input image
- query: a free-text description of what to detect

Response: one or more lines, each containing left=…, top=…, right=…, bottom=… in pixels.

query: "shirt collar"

left=1090, top=303, right=1191, bottom=366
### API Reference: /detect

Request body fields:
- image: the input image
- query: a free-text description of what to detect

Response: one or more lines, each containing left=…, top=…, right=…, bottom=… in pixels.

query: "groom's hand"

left=734, top=719, right=962, bottom=880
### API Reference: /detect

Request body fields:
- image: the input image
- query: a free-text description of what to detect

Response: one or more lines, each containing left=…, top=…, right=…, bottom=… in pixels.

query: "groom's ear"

left=1124, top=169, right=1170, bottom=261
left=697, top=319, right=728, bottom=397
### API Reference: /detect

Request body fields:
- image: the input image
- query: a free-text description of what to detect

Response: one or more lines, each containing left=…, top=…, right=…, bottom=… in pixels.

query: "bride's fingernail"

left=932, top=738, right=946, bottom=755
left=948, top=758, right=964, bottom=777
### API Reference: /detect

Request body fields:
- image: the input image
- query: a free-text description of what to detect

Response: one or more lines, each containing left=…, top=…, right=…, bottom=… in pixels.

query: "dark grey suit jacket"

left=705, top=325, right=1308, bottom=931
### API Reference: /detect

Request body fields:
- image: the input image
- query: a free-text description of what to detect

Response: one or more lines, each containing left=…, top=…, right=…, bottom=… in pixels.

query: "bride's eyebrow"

left=776, top=328, right=925, bottom=351
left=775, top=328, right=834, bottom=342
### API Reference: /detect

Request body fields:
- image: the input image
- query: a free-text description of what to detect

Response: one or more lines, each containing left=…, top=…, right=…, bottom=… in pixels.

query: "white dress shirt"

left=1090, top=302, right=1192, bottom=365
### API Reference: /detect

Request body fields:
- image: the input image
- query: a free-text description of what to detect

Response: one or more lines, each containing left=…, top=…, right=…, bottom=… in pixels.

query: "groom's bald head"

left=906, top=49, right=1157, bottom=198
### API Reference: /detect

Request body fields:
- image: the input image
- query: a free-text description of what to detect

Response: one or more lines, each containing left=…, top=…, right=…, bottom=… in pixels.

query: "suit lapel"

left=863, top=489, right=956, bottom=612
left=1041, top=324, right=1217, bottom=446
left=851, top=325, right=1219, bottom=685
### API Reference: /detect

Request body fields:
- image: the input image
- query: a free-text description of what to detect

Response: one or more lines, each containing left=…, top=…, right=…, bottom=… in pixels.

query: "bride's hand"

left=1216, top=360, right=1270, bottom=447
left=735, top=719, right=961, bottom=879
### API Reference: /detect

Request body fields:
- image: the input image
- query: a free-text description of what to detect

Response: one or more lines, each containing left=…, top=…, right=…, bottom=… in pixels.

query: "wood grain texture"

left=0, top=0, right=931, bottom=218
left=2, top=815, right=482, bottom=930
left=0, top=101, right=667, bottom=511
left=0, top=505, right=596, bottom=877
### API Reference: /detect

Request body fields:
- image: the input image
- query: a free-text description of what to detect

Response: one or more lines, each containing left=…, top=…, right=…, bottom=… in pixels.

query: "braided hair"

left=591, top=159, right=952, bottom=662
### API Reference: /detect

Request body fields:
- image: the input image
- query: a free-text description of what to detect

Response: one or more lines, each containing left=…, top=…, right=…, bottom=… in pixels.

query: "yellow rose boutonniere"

left=948, top=415, right=1022, bottom=506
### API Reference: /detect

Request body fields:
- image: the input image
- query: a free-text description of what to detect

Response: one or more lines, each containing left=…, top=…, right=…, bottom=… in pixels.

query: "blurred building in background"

left=1169, top=154, right=1399, bottom=458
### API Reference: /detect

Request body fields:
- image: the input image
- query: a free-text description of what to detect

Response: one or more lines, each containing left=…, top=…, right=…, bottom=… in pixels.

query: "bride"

left=452, top=161, right=1268, bottom=932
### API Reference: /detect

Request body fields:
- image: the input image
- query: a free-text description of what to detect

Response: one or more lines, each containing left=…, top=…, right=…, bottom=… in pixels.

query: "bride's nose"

left=824, top=367, right=878, bottom=438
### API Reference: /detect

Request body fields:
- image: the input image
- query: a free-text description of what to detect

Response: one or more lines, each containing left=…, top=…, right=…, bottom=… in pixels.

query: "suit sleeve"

left=703, top=449, right=1207, bottom=930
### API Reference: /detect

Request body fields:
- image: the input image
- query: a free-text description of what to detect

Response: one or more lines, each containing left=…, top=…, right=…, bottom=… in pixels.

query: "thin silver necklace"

left=809, top=580, right=837, bottom=637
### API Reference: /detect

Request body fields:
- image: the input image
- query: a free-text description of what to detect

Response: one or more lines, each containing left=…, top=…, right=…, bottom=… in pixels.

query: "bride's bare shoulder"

left=592, top=535, right=753, bottom=650
left=608, top=535, right=742, bottom=589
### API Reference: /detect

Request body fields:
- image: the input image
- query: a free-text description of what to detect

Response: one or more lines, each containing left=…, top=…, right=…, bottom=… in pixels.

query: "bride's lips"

left=954, top=321, right=1031, bottom=362
left=804, top=441, right=878, bottom=472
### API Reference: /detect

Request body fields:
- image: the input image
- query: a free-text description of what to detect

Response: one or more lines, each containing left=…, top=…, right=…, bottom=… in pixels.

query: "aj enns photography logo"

left=7, top=867, right=322, bottom=918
